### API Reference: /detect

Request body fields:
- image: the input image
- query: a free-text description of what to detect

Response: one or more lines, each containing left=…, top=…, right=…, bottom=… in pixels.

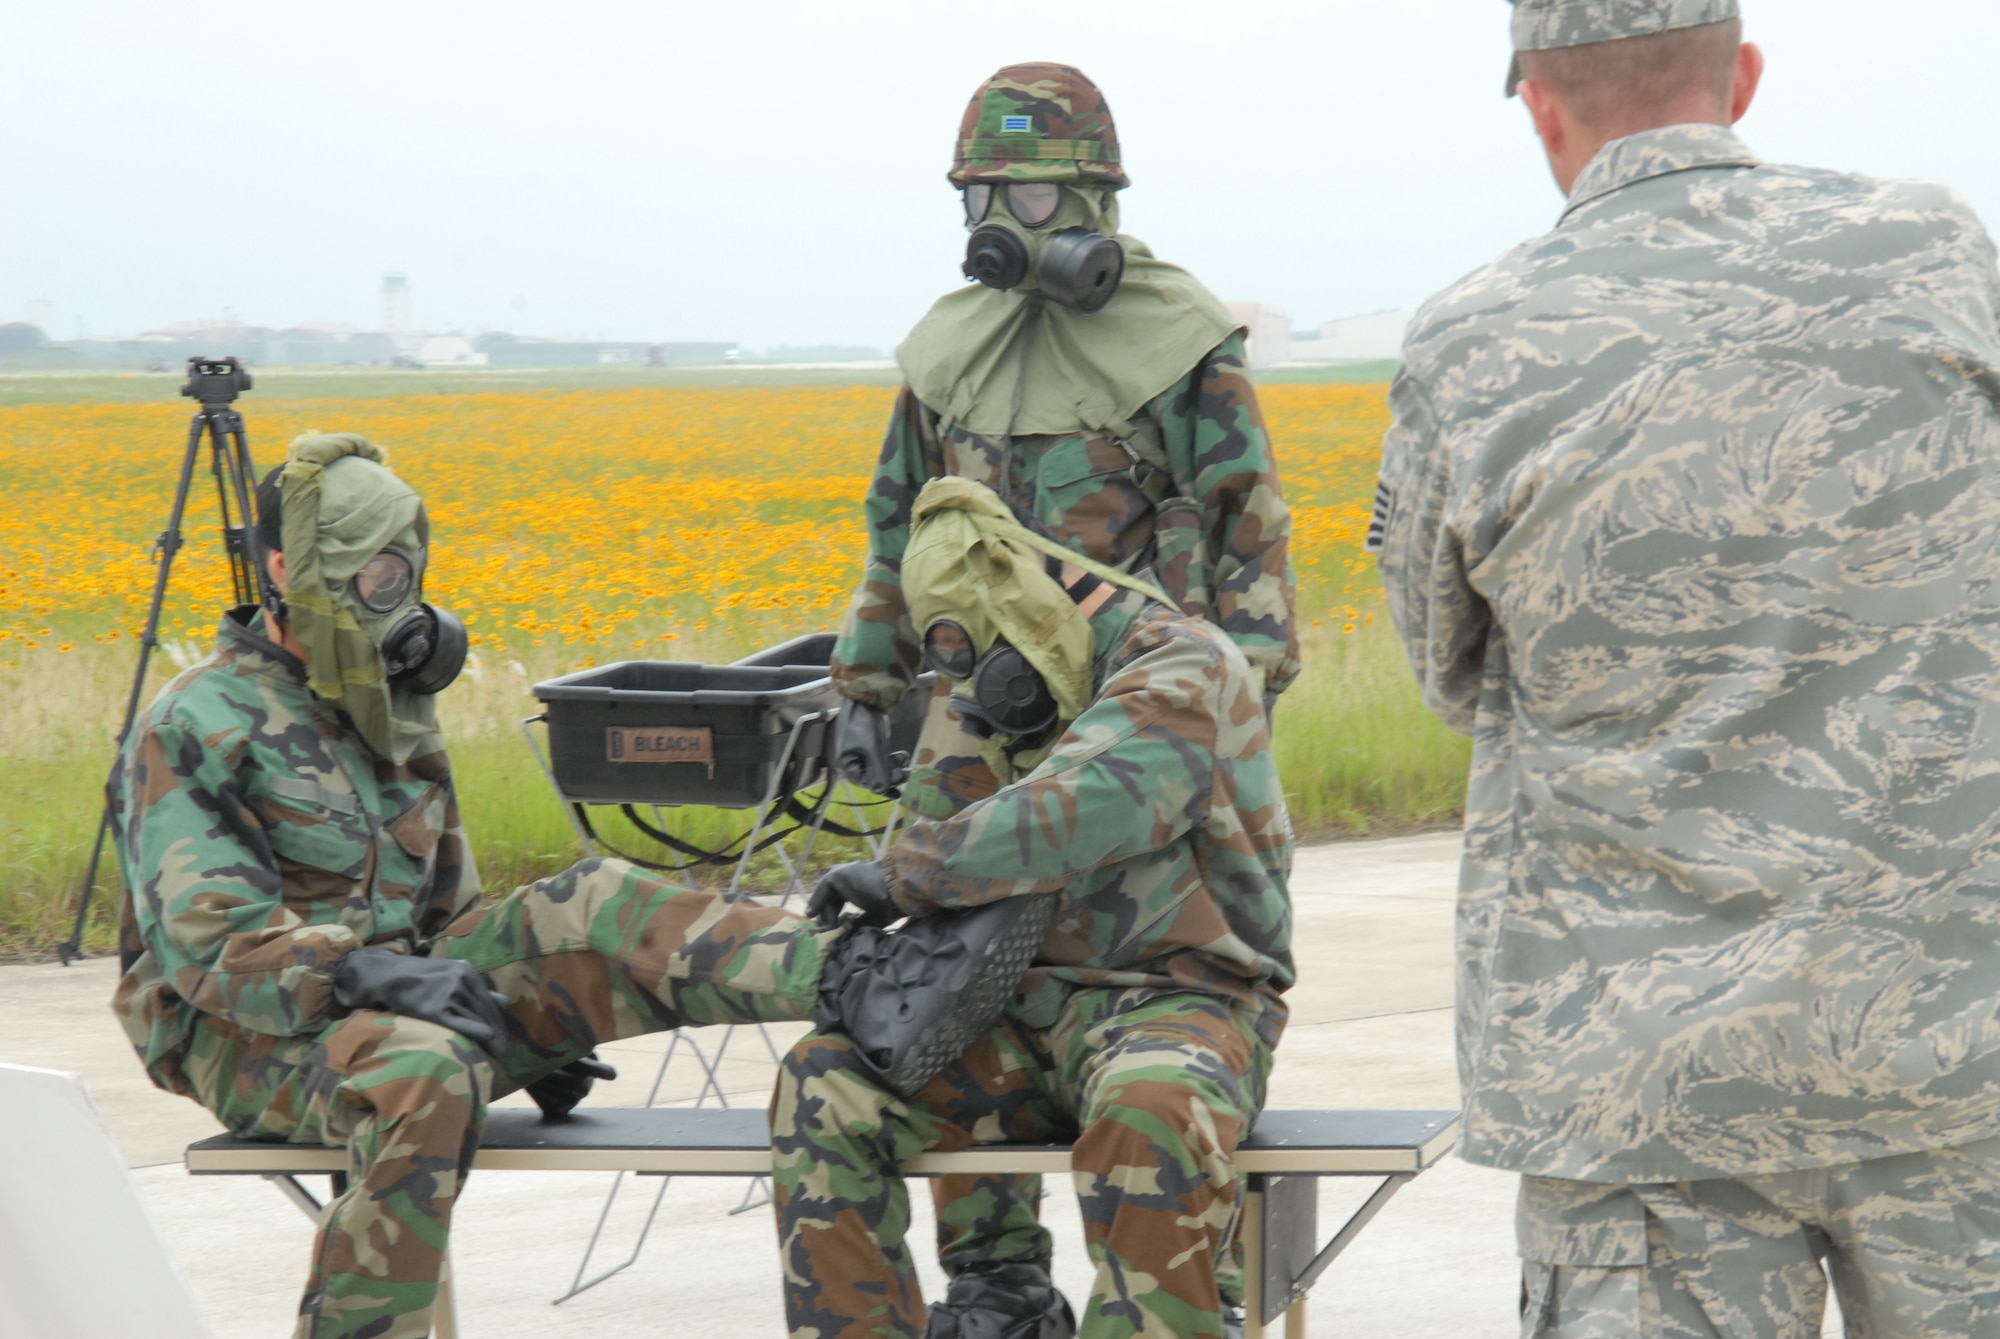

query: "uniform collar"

left=1561, top=123, right=1761, bottom=221
left=216, top=604, right=308, bottom=683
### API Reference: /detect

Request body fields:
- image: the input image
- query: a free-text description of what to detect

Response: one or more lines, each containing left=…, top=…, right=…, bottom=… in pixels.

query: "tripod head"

left=181, top=355, right=253, bottom=408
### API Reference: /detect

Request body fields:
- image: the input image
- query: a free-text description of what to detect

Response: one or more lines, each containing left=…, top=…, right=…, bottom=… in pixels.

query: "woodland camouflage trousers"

left=902, top=683, right=1248, bottom=1307
left=771, top=987, right=1273, bottom=1339
left=181, top=855, right=830, bottom=1339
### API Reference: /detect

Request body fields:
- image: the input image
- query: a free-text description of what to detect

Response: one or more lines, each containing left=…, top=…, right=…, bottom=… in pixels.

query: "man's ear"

left=1517, top=78, right=1568, bottom=162
left=268, top=549, right=289, bottom=595
left=1730, top=41, right=1764, bottom=124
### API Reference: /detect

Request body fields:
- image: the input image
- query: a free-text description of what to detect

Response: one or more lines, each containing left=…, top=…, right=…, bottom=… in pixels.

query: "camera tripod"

left=58, top=357, right=268, bottom=965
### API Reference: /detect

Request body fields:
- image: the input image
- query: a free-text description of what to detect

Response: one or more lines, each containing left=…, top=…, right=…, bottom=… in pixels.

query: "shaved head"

left=1517, top=19, right=1743, bottom=141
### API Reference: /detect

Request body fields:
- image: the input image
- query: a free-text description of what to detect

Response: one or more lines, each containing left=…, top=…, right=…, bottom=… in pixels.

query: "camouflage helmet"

left=950, top=62, right=1128, bottom=190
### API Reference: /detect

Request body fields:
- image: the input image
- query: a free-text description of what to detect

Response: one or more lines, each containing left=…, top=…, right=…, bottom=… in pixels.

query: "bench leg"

left=1285, top=1295, right=1307, bottom=1339
left=1241, top=1182, right=1267, bottom=1339
left=432, top=1250, right=459, bottom=1339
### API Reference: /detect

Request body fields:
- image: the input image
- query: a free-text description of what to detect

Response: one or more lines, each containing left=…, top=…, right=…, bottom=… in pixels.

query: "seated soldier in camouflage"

left=775, top=479, right=1295, bottom=1339
left=109, top=433, right=871, bottom=1339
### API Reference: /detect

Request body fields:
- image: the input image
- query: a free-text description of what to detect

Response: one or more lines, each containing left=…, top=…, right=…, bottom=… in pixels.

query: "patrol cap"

left=1506, top=0, right=1741, bottom=96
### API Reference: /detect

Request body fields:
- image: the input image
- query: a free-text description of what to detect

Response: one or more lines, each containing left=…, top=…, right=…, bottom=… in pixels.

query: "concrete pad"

left=0, top=957, right=223, bottom=1167
left=0, top=831, right=1837, bottom=1336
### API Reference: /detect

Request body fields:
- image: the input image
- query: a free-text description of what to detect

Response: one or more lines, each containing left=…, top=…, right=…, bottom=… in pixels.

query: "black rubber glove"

left=807, top=860, right=901, bottom=930
left=526, top=1053, right=618, bottom=1120
left=332, top=948, right=512, bottom=1060
left=832, top=699, right=909, bottom=797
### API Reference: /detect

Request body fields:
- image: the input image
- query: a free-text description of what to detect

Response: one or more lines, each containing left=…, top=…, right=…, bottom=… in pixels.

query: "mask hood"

left=279, top=432, right=442, bottom=763
left=898, top=191, right=1239, bottom=438
left=902, top=477, right=1177, bottom=743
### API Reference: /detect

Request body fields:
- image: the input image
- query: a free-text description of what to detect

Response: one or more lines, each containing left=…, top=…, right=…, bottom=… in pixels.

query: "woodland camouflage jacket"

left=881, top=590, right=1295, bottom=1046
left=832, top=332, right=1300, bottom=708
left=1378, top=124, right=2000, bottom=1181
left=108, top=608, right=480, bottom=1094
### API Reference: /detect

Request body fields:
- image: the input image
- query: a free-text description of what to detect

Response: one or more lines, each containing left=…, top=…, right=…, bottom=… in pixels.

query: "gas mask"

left=921, top=621, right=1060, bottom=741
left=349, top=547, right=469, bottom=697
left=960, top=182, right=1124, bottom=314
left=901, top=476, right=1180, bottom=776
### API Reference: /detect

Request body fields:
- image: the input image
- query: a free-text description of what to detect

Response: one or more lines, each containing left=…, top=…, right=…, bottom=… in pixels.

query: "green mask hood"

left=902, top=477, right=1176, bottom=742
left=897, top=189, right=1240, bottom=438
left=279, top=432, right=438, bottom=764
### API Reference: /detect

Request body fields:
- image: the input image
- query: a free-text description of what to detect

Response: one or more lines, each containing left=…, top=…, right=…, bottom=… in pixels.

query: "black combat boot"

left=924, top=1260, right=1076, bottom=1339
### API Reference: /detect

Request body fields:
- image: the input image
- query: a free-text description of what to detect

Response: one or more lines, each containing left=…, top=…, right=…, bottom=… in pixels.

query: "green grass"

left=0, top=360, right=1397, bottom=407
left=0, top=617, right=1469, bottom=961
left=1259, top=358, right=1402, bottom=385
left=0, top=363, right=911, bottom=407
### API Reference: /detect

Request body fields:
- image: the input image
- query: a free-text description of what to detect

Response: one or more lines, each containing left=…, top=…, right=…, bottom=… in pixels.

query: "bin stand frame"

left=519, top=707, right=904, bottom=1305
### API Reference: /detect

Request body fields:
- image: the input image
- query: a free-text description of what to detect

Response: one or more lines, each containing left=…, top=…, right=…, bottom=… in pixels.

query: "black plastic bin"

left=733, top=632, right=937, bottom=779
left=534, top=658, right=840, bottom=809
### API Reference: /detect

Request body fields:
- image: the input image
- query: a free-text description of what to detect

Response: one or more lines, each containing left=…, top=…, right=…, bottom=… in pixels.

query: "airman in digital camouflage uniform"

left=1374, top=3, right=2000, bottom=1334
left=827, top=61, right=1299, bottom=1334
left=109, top=434, right=859, bottom=1339
left=778, top=478, right=1294, bottom=1339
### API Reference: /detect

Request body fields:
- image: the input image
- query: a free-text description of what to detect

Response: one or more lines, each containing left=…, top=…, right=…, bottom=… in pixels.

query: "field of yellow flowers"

left=0, top=382, right=1391, bottom=659
left=0, top=381, right=1468, bottom=954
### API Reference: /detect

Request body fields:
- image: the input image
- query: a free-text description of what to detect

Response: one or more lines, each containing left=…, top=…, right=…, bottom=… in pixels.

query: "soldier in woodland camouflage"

left=1375, top=2, right=2000, bottom=1333
left=777, top=479, right=1294, bottom=1339
left=827, top=62, right=1299, bottom=1328
left=111, top=439, right=851, bottom=1339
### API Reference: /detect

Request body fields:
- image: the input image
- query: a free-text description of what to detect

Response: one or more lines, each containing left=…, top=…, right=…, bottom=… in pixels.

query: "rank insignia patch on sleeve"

left=1365, top=480, right=1395, bottom=554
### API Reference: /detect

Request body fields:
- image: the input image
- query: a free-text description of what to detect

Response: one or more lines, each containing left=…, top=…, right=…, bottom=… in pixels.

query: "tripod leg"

left=58, top=414, right=221, bottom=965
left=206, top=408, right=265, bottom=609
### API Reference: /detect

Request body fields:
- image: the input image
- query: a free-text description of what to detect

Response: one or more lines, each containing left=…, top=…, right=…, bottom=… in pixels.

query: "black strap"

left=568, top=783, right=900, bottom=873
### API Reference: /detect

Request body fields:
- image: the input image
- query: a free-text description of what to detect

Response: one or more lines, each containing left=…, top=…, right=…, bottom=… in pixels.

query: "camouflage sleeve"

left=1374, top=370, right=1486, bottom=736
left=881, top=629, right=1222, bottom=910
left=830, top=385, right=936, bottom=710
left=1157, top=334, right=1301, bottom=697
left=116, top=713, right=361, bottom=1035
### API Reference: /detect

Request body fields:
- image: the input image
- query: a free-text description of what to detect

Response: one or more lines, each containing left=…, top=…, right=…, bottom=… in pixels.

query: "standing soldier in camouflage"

left=779, top=478, right=1294, bottom=1339
left=109, top=433, right=946, bottom=1339
left=1375, top=3, right=2000, bottom=1333
left=827, top=61, right=1300, bottom=1335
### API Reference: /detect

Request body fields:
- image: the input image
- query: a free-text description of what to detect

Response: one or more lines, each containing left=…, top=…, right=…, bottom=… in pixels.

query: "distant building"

left=56, top=321, right=400, bottom=368
left=1224, top=303, right=1292, bottom=369
left=1304, top=310, right=1414, bottom=362
left=473, top=332, right=738, bottom=367
left=381, top=274, right=413, bottom=336
left=0, top=322, right=48, bottom=355
left=417, top=336, right=488, bottom=367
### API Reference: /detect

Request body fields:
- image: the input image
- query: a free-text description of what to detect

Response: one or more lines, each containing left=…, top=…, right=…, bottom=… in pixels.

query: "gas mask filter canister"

left=922, top=621, right=1060, bottom=739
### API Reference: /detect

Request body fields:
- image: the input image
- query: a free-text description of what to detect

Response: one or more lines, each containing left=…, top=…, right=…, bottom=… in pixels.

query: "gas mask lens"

left=959, top=182, right=1062, bottom=229
left=922, top=621, right=978, bottom=680
left=1005, top=183, right=1061, bottom=227
left=354, top=551, right=415, bottom=613
left=962, top=184, right=993, bottom=225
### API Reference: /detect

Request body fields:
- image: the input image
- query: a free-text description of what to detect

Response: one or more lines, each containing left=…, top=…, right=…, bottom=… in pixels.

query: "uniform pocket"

left=1516, top=1177, right=1648, bottom=1338
left=1517, top=1176, right=1649, bottom=1266
left=1152, top=496, right=1210, bottom=616
left=263, top=779, right=372, bottom=879
left=1031, top=435, right=1155, bottom=563
left=384, top=783, right=448, bottom=863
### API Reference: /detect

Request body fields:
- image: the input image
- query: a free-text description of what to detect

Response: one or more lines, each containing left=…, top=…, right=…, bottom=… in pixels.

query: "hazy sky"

left=5, top=1, right=1995, bottom=350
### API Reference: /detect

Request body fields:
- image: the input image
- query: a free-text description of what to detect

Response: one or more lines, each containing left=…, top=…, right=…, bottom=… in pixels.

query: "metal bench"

left=188, top=1105, right=1458, bottom=1339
